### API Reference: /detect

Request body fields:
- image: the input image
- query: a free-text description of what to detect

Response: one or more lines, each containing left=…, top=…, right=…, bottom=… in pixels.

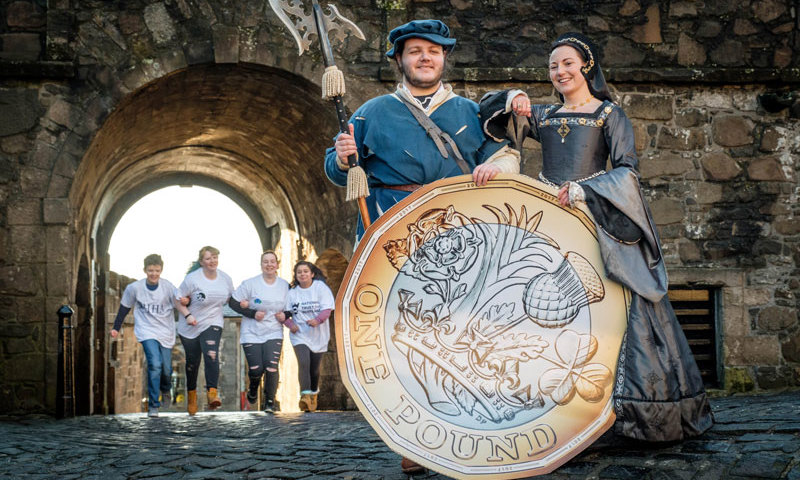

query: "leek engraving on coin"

left=384, top=205, right=611, bottom=430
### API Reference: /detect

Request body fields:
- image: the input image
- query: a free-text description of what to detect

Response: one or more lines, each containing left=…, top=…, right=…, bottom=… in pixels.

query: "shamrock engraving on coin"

left=336, top=175, right=629, bottom=479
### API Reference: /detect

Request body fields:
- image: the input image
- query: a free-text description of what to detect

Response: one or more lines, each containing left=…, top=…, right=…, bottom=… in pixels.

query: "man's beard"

left=398, top=61, right=446, bottom=89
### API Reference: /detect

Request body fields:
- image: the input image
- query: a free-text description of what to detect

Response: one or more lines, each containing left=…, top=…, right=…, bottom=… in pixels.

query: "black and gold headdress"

left=551, top=32, right=613, bottom=103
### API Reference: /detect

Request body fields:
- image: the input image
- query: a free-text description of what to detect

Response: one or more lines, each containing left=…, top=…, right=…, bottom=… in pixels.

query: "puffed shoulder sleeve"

left=603, top=106, right=639, bottom=173
left=479, top=89, right=544, bottom=150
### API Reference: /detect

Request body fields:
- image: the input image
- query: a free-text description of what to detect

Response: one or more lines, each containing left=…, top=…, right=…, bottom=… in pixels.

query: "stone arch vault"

left=67, top=62, right=355, bottom=414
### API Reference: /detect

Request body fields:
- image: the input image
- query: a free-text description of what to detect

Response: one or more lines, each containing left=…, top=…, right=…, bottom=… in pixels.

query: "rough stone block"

left=773, top=47, right=793, bottom=68
left=7, top=198, right=42, bottom=225
left=0, top=89, right=41, bottom=137
left=29, top=143, right=59, bottom=170
left=752, top=0, right=787, bottom=23
left=213, top=25, right=239, bottom=64
left=712, top=115, right=754, bottom=147
left=7, top=1, right=46, bottom=28
left=650, top=197, right=684, bottom=224
left=709, top=40, right=745, bottom=66
left=16, top=295, right=45, bottom=323
left=755, top=367, right=789, bottom=389
left=47, top=99, right=76, bottom=130
left=623, top=94, right=672, bottom=120
left=701, top=152, right=741, bottom=180
left=46, top=174, right=71, bottom=198
left=747, top=157, right=787, bottom=181
left=119, top=12, right=144, bottom=35
left=678, top=241, right=702, bottom=262
left=696, top=20, right=722, bottom=37
left=603, top=36, right=645, bottom=67
left=733, top=18, right=758, bottom=36
left=46, top=226, right=71, bottom=263
left=3, top=353, right=44, bottom=381
left=52, top=152, right=78, bottom=179
left=723, top=367, right=754, bottom=393
left=587, top=15, right=609, bottom=32
left=143, top=2, right=176, bottom=44
left=19, top=166, right=50, bottom=198
left=725, top=335, right=781, bottom=366
left=669, top=1, right=697, bottom=17
left=744, top=288, right=772, bottom=307
left=758, top=306, right=797, bottom=332
left=694, top=183, right=723, bottom=204
left=774, top=218, right=800, bottom=235
left=46, top=263, right=70, bottom=297
left=0, top=134, right=31, bottom=155
left=631, top=4, right=662, bottom=43
left=43, top=198, right=70, bottom=225
left=10, top=226, right=46, bottom=263
left=677, top=33, right=706, bottom=66
left=759, top=127, right=783, bottom=152
left=657, top=126, right=707, bottom=151
left=640, top=152, right=693, bottom=179
left=675, top=108, right=706, bottom=128
left=0, top=33, right=41, bottom=61
left=619, top=0, right=640, bottom=16
left=783, top=334, right=800, bottom=363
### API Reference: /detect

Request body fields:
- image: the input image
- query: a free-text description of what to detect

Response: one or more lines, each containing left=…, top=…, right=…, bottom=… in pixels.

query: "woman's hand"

left=472, top=163, right=501, bottom=187
left=239, top=299, right=249, bottom=309
left=185, top=313, right=198, bottom=326
left=511, top=93, right=531, bottom=117
left=255, top=311, right=266, bottom=321
left=307, top=318, right=319, bottom=327
left=179, top=296, right=190, bottom=306
left=275, top=311, right=286, bottom=323
left=557, top=184, right=571, bottom=207
left=110, top=329, right=119, bottom=338
left=334, top=124, right=357, bottom=169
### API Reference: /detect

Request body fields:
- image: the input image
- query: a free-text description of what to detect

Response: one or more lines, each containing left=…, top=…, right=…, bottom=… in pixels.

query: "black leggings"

left=242, top=339, right=283, bottom=402
left=180, top=326, right=222, bottom=391
left=293, top=344, right=324, bottom=393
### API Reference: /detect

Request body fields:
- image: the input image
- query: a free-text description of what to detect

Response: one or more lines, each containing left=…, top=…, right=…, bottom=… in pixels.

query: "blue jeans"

left=141, top=339, right=172, bottom=408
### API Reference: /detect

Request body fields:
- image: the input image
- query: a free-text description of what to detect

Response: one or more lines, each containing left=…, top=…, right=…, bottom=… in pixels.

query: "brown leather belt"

left=374, top=184, right=422, bottom=192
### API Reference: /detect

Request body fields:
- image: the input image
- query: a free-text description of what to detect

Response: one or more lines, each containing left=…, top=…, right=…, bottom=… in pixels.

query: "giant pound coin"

left=336, top=174, right=629, bottom=479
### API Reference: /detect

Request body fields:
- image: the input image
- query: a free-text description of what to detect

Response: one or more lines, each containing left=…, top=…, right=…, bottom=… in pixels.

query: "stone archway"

left=68, top=63, right=357, bottom=413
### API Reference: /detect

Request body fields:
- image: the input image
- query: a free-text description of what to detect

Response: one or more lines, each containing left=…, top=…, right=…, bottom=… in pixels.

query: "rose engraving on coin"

left=336, top=175, right=629, bottom=479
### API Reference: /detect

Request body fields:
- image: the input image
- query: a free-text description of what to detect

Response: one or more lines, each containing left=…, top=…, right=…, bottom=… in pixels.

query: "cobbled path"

left=1, top=391, right=798, bottom=479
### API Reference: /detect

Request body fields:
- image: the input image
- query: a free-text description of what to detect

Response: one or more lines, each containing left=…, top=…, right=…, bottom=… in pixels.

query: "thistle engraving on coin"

left=383, top=204, right=611, bottom=430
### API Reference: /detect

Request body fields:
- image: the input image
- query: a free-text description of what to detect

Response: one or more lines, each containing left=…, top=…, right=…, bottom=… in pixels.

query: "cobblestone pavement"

left=1, top=391, right=798, bottom=479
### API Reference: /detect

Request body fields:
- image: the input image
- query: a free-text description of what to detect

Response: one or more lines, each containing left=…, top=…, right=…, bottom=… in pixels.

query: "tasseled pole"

left=322, top=65, right=371, bottom=226
left=321, top=66, right=346, bottom=99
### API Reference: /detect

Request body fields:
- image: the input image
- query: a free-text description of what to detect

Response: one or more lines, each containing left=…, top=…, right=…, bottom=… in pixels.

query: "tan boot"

left=187, top=390, right=198, bottom=416
left=207, top=388, right=222, bottom=409
left=299, top=393, right=312, bottom=412
left=309, top=393, right=318, bottom=412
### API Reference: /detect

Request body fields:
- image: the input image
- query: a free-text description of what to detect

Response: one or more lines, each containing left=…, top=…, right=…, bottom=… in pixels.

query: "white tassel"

left=321, top=66, right=346, bottom=99
left=346, top=165, right=370, bottom=201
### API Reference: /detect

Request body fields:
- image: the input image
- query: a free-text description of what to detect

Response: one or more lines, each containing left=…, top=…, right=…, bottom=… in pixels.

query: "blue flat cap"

left=386, top=19, right=457, bottom=58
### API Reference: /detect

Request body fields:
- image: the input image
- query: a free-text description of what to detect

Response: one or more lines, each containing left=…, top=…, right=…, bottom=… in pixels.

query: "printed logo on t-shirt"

left=194, top=292, right=206, bottom=303
left=136, top=300, right=166, bottom=314
left=291, top=302, right=299, bottom=315
left=254, top=298, right=262, bottom=304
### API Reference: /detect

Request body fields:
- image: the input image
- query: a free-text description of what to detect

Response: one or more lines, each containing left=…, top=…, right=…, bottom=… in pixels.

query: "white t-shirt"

left=286, top=280, right=335, bottom=353
left=120, top=278, right=178, bottom=349
left=177, top=268, right=234, bottom=339
left=232, top=275, right=290, bottom=344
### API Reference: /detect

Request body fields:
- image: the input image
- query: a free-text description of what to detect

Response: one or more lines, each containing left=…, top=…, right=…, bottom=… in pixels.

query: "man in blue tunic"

left=324, top=19, right=519, bottom=241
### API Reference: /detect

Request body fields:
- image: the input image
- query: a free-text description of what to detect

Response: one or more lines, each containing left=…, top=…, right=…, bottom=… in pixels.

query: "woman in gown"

left=479, top=32, right=713, bottom=442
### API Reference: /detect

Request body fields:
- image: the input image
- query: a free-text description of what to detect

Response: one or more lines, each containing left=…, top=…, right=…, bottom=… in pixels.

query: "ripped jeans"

left=242, top=339, right=283, bottom=403
left=180, top=326, right=223, bottom=391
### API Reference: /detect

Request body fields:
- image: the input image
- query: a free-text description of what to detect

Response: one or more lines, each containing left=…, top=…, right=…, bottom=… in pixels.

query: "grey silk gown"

left=480, top=93, right=714, bottom=442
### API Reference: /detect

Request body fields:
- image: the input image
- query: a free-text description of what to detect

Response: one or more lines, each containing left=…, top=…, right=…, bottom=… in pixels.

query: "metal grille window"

left=668, top=287, right=720, bottom=387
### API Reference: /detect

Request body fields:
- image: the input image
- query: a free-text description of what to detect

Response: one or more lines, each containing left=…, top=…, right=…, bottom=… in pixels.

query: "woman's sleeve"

left=228, top=297, right=258, bottom=319
left=603, top=107, right=639, bottom=173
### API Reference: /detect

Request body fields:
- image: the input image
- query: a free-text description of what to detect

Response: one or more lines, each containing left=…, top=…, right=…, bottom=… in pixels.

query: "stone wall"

left=0, top=0, right=797, bottom=414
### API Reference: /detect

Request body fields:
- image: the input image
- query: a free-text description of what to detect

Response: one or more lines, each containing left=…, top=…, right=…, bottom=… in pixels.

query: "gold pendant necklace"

left=563, top=95, right=595, bottom=110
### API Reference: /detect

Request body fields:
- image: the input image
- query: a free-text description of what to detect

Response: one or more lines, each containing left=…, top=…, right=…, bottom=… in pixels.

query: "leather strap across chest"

left=395, top=95, right=471, bottom=175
